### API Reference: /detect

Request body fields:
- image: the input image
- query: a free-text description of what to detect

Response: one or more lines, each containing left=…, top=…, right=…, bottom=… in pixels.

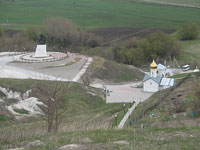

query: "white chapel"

left=143, top=60, right=175, bottom=92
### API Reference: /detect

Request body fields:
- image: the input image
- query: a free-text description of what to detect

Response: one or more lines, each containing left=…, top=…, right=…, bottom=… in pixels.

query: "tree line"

left=0, top=20, right=199, bottom=67
left=112, top=31, right=181, bottom=66
left=81, top=31, right=181, bottom=67
left=81, top=23, right=199, bottom=67
left=0, top=17, right=101, bottom=52
left=26, top=18, right=101, bottom=52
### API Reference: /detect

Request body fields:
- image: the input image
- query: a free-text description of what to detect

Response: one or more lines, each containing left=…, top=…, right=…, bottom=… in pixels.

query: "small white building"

left=143, top=60, right=175, bottom=92
left=157, top=63, right=174, bottom=77
left=157, top=64, right=167, bottom=77
left=143, top=75, right=162, bottom=92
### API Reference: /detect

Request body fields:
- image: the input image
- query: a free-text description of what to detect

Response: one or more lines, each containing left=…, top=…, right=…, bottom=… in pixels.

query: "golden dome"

left=150, top=59, right=157, bottom=69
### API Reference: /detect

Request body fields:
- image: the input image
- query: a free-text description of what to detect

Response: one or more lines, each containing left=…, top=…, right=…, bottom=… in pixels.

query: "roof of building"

left=150, top=60, right=157, bottom=68
left=143, top=74, right=162, bottom=84
left=166, top=69, right=174, bottom=76
left=157, top=64, right=167, bottom=70
left=160, top=78, right=175, bottom=86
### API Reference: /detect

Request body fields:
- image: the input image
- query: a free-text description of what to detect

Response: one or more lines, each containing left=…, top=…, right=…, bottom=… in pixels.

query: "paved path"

left=118, top=102, right=138, bottom=129
left=3, top=65, right=69, bottom=81
left=72, top=57, right=93, bottom=82
left=0, top=53, right=93, bottom=82
left=91, top=82, right=153, bottom=129
left=91, top=82, right=153, bottom=103
left=91, top=82, right=153, bottom=128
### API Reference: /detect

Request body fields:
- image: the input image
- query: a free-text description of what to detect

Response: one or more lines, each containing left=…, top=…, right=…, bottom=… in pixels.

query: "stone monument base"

left=33, top=45, right=49, bottom=58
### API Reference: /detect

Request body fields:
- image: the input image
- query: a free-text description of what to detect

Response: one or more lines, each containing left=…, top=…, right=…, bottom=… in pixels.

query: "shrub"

left=42, top=17, right=80, bottom=49
left=112, top=31, right=180, bottom=66
left=25, top=26, right=40, bottom=42
left=178, top=23, right=199, bottom=40
left=2, top=33, right=34, bottom=52
left=0, top=115, right=7, bottom=121
left=137, top=31, right=180, bottom=61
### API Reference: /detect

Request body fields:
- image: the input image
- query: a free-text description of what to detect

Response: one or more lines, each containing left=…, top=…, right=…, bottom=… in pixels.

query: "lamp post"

left=104, top=86, right=107, bottom=97
left=123, top=104, right=126, bottom=114
left=103, top=84, right=107, bottom=102
left=115, top=114, right=118, bottom=126
left=136, top=78, right=138, bottom=87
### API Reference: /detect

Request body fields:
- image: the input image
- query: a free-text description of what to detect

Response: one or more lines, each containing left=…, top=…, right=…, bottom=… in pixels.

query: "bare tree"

left=1, top=33, right=34, bottom=52
left=25, top=26, right=40, bottom=42
left=31, top=81, right=71, bottom=133
left=42, top=17, right=80, bottom=48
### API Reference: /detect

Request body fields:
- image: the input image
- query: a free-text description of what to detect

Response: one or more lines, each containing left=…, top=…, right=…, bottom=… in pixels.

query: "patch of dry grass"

left=89, top=57, right=144, bottom=83
left=41, top=57, right=81, bottom=69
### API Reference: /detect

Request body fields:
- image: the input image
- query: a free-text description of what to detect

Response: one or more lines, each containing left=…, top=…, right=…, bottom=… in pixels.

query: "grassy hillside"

left=0, top=79, right=129, bottom=145
left=1, top=127, right=200, bottom=150
left=0, top=77, right=199, bottom=149
left=87, top=57, right=144, bottom=83
left=1, top=0, right=200, bottom=29
left=166, top=31, right=200, bottom=68
left=173, top=36, right=200, bottom=68
left=127, top=73, right=200, bottom=129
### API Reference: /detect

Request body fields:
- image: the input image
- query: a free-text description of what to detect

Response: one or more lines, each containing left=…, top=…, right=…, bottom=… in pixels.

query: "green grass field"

left=178, top=37, right=200, bottom=67
left=88, top=57, right=144, bottom=83
left=1, top=0, right=200, bottom=30
left=27, top=127, right=200, bottom=150
left=1, top=126, right=200, bottom=149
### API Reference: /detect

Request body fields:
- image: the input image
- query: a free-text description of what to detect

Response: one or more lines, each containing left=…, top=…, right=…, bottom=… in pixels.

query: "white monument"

left=33, top=45, right=49, bottom=58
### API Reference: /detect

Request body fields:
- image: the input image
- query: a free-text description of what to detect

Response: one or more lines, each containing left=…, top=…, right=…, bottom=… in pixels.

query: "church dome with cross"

left=150, top=59, right=157, bottom=69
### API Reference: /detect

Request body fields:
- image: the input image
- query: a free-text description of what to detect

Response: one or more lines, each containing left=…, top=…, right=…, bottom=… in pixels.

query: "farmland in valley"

left=1, top=0, right=200, bottom=30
